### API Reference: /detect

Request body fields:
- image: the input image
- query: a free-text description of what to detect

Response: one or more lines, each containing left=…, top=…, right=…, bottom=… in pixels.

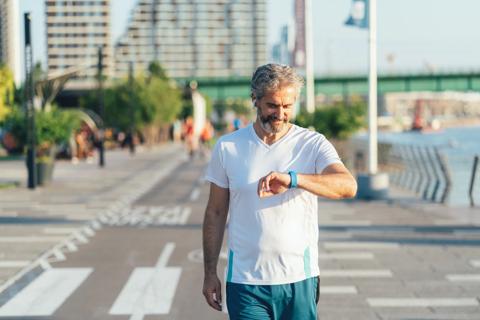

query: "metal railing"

left=469, top=155, right=479, bottom=207
left=352, top=138, right=479, bottom=206
left=382, top=144, right=452, bottom=204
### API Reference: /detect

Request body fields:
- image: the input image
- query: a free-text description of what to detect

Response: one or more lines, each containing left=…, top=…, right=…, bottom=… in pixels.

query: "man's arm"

left=258, top=163, right=357, bottom=199
left=202, top=183, right=229, bottom=311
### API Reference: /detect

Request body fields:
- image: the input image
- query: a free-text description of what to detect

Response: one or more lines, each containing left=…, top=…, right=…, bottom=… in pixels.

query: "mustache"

left=260, top=114, right=287, bottom=124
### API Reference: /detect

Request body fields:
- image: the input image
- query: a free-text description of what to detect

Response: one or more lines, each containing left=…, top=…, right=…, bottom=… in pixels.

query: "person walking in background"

left=202, top=64, right=357, bottom=319
left=199, top=119, right=214, bottom=158
left=182, top=116, right=196, bottom=158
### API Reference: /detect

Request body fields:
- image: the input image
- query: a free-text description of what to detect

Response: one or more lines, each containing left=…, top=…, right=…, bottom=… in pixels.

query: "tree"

left=148, top=61, right=168, bottom=81
left=295, top=102, right=366, bottom=139
left=0, top=64, right=15, bottom=121
left=80, top=62, right=183, bottom=132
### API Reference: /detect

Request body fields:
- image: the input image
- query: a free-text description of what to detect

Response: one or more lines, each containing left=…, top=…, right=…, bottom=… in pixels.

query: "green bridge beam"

left=181, top=71, right=480, bottom=101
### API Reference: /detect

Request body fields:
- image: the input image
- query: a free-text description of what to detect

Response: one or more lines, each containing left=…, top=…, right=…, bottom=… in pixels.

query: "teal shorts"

left=226, top=277, right=319, bottom=320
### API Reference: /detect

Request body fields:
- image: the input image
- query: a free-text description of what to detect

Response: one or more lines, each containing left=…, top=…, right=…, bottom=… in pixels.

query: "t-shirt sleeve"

left=315, top=137, right=343, bottom=173
left=204, top=140, right=229, bottom=188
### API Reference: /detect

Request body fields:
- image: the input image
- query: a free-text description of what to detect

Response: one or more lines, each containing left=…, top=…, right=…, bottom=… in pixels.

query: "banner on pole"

left=345, top=0, right=369, bottom=29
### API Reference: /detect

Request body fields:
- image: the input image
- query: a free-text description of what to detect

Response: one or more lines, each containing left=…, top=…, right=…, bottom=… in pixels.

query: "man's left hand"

left=257, top=171, right=290, bottom=198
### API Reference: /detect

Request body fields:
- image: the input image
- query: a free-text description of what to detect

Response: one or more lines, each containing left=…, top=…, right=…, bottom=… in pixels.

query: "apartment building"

left=114, top=0, right=267, bottom=79
left=45, top=0, right=112, bottom=90
left=0, top=0, right=20, bottom=85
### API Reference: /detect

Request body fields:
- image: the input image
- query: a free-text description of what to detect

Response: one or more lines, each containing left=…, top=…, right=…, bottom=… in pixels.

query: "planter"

left=36, top=161, right=54, bottom=185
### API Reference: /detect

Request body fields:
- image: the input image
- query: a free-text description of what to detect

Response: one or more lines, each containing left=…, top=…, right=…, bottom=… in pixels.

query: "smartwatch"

left=288, top=171, right=298, bottom=189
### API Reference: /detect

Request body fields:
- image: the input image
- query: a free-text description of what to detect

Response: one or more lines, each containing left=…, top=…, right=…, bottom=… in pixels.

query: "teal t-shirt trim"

left=227, top=250, right=234, bottom=282
left=303, top=247, right=311, bottom=278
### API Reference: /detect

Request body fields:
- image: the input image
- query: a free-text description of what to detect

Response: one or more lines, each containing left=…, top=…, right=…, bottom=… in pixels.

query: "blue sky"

left=18, top=0, right=480, bottom=76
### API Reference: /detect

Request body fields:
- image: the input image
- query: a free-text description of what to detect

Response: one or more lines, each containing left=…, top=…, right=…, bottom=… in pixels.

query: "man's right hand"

left=202, top=274, right=223, bottom=311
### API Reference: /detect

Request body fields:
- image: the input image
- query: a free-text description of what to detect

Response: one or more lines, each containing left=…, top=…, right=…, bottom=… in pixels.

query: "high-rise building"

left=114, top=0, right=267, bottom=79
left=293, top=0, right=305, bottom=69
left=271, top=23, right=295, bottom=66
left=45, top=0, right=112, bottom=90
left=0, top=0, right=20, bottom=86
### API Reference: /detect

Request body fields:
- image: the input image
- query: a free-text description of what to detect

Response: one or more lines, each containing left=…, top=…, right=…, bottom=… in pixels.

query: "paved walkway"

left=0, top=144, right=188, bottom=292
left=0, top=145, right=479, bottom=319
left=317, top=197, right=480, bottom=319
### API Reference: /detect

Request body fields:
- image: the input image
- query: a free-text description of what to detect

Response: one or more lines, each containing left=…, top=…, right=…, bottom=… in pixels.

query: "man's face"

left=255, top=86, right=297, bottom=134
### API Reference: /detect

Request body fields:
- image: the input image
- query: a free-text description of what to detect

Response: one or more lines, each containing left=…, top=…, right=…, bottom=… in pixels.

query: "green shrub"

left=295, top=102, right=366, bottom=139
left=1, top=106, right=80, bottom=156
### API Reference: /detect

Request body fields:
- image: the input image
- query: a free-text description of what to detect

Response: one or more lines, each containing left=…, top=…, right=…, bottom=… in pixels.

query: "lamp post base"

left=356, top=173, right=389, bottom=200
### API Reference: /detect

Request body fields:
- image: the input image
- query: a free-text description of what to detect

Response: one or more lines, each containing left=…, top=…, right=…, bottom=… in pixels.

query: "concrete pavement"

left=0, top=144, right=188, bottom=295
left=0, top=145, right=479, bottom=319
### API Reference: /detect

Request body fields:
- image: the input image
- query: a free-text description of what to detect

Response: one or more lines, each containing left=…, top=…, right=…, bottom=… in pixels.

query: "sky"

left=17, top=0, right=480, bottom=78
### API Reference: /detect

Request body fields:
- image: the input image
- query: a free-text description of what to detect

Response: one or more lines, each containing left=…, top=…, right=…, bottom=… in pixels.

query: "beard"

left=257, top=108, right=288, bottom=134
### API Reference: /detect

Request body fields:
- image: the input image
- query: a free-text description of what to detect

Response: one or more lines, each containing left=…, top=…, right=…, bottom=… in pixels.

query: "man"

left=202, top=64, right=357, bottom=319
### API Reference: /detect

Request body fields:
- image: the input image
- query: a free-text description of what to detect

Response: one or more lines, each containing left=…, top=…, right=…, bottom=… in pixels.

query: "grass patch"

left=0, top=181, right=20, bottom=189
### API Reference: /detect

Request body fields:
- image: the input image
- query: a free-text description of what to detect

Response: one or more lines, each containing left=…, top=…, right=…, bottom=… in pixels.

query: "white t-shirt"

left=205, top=123, right=342, bottom=285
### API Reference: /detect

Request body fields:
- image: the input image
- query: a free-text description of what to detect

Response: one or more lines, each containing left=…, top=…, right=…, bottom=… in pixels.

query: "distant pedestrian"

left=202, top=63, right=357, bottom=319
left=199, top=119, right=214, bottom=158
left=183, top=116, right=197, bottom=158
left=233, top=117, right=242, bottom=131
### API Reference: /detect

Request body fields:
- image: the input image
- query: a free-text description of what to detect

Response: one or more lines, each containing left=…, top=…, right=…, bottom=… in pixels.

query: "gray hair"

left=251, top=64, right=305, bottom=101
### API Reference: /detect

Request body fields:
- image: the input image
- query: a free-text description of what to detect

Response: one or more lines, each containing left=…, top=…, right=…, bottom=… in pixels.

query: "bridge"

left=189, top=71, right=480, bottom=101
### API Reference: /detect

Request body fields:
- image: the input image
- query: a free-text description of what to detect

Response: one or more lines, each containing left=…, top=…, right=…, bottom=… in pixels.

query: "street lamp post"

left=356, top=0, right=389, bottom=199
left=128, top=61, right=135, bottom=154
left=304, top=0, right=315, bottom=113
left=97, top=46, right=105, bottom=167
left=24, top=13, right=36, bottom=189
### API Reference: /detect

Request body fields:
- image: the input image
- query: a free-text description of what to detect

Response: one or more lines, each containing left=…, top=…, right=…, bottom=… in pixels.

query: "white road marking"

left=320, top=286, right=358, bottom=294
left=189, top=187, right=200, bottom=201
left=109, top=243, right=181, bottom=319
left=179, top=207, right=191, bottom=224
left=105, top=206, right=192, bottom=226
left=318, top=252, right=375, bottom=260
left=0, top=268, right=93, bottom=316
left=320, top=269, right=393, bottom=278
left=91, top=220, right=102, bottom=230
left=73, top=232, right=88, bottom=244
left=83, top=226, right=95, bottom=237
left=64, top=240, right=78, bottom=252
left=156, top=242, right=175, bottom=267
left=434, top=219, right=461, bottom=225
left=367, top=298, right=479, bottom=307
left=469, top=260, right=480, bottom=268
left=318, top=220, right=372, bottom=226
left=0, top=261, right=30, bottom=268
left=51, top=249, right=66, bottom=262
left=39, top=259, right=52, bottom=270
left=0, top=236, right=66, bottom=243
left=319, top=232, right=352, bottom=239
left=323, top=242, right=400, bottom=250
left=446, top=274, right=480, bottom=281
left=43, top=228, right=79, bottom=234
